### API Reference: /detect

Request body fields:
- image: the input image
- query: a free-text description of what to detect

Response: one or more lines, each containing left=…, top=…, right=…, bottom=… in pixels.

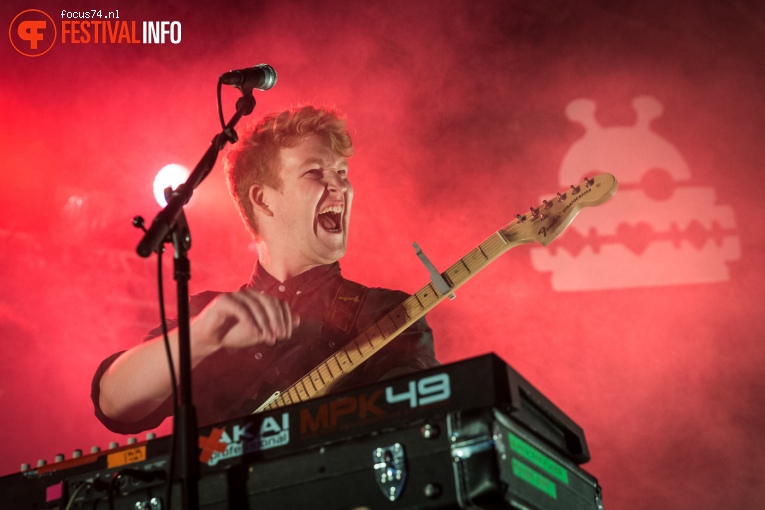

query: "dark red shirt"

left=91, top=263, right=438, bottom=434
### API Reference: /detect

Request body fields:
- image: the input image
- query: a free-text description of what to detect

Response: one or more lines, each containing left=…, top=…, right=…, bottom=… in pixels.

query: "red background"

left=2, top=1, right=764, bottom=508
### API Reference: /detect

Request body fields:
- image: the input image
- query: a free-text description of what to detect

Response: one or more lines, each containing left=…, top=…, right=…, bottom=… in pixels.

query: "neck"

left=257, top=243, right=324, bottom=282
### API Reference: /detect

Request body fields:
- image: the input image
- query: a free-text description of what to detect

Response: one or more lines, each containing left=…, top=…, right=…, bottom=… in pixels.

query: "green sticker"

left=511, top=458, right=557, bottom=499
left=509, top=432, right=569, bottom=484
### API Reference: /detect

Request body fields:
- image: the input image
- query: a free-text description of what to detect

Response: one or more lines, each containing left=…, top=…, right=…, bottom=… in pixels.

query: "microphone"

left=219, top=64, right=277, bottom=91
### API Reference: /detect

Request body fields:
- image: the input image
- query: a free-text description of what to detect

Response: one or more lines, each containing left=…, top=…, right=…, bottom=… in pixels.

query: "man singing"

left=92, top=105, right=439, bottom=433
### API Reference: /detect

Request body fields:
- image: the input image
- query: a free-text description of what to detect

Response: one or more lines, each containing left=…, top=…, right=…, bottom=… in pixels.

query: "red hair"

left=223, top=105, right=354, bottom=238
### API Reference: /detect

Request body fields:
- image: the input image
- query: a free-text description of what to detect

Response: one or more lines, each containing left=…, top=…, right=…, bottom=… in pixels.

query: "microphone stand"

left=136, top=88, right=256, bottom=510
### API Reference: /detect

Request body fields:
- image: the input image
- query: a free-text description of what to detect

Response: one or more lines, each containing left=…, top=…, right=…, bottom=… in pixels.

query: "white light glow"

left=153, top=164, right=190, bottom=206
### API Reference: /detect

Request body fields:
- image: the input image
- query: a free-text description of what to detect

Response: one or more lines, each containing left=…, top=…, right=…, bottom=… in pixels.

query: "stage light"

left=153, top=164, right=190, bottom=206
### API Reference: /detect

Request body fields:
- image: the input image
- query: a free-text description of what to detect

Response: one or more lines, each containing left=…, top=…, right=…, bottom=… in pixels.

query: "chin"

left=327, top=246, right=346, bottom=262
left=324, top=245, right=347, bottom=263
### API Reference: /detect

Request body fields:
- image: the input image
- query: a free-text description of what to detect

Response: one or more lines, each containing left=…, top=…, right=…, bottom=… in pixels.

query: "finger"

left=207, top=293, right=265, bottom=343
left=228, top=292, right=275, bottom=343
left=279, top=299, right=295, bottom=338
left=239, top=290, right=286, bottom=340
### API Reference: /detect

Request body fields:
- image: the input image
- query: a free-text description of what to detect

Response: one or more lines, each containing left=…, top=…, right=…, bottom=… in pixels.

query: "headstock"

left=504, top=174, right=618, bottom=246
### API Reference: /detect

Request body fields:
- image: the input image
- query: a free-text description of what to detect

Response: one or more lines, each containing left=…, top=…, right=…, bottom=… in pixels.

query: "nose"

left=326, top=171, right=348, bottom=193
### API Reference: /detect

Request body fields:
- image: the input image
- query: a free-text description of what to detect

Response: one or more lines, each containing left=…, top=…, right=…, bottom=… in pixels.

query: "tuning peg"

left=542, top=199, right=553, bottom=210
left=557, top=192, right=567, bottom=202
left=529, top=207, right=540, bottom=219
left=516, top=213, right=527, bottom=223
left=570, top=184, right=581, bottom=194
left=585, top=176, right=595, bottom=187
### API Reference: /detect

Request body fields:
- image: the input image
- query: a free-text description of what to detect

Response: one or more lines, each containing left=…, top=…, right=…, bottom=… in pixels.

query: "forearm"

left=95, top=289, right=296, bottom=426
left=98, top=325, right=218, bottom=423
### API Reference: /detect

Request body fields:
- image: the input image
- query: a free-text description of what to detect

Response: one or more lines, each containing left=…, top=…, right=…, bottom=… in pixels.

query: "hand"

left=191, top=289, right=300, bottom=354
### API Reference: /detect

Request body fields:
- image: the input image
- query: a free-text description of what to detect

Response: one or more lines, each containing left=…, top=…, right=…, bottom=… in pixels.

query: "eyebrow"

left=301, top=157, right=348, bottom=169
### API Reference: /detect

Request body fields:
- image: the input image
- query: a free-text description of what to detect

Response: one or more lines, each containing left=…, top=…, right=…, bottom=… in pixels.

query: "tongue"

left=318, top=213, right=339, bottom=231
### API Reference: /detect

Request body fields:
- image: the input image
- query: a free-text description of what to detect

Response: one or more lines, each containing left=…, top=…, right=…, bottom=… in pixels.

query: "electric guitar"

left=253, top=173, right=618, bottom=413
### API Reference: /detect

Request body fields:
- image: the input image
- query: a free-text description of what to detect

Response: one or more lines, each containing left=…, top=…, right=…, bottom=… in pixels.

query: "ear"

left=249, top=184, right=274, bottom=217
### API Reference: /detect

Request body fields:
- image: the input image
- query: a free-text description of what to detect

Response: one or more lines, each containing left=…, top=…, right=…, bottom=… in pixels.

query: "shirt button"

left=329, top=341, right=336, bottom=348
left=254, top=352, right=262, bottom=360
left=278, top=285, right=286, bottom=292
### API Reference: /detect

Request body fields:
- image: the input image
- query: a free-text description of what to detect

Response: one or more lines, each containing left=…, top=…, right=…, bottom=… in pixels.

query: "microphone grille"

left=257, top=63, right=277, bottom=90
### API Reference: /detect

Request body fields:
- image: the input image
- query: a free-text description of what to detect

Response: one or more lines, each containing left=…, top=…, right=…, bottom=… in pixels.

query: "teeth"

left=319, top=205, right=343, bottom=214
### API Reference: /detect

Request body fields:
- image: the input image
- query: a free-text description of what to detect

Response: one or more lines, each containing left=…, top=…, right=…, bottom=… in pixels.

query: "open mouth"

left=317, top=204, right=343, bottom=234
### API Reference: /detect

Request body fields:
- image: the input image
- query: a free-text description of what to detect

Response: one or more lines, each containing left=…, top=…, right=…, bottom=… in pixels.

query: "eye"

left=304, top=169, right=322, bottom=177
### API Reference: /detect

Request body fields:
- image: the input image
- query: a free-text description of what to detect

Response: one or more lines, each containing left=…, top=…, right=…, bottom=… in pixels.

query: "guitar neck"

left=257, top=228, right=524, bottom=412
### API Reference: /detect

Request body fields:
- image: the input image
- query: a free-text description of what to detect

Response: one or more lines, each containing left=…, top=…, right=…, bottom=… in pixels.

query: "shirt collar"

left=245, top=261, right=341, bottom=296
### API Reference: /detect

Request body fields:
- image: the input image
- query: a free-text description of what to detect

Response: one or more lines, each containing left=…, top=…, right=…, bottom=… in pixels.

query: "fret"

left=363, top=329, right=376, bottom=349
left=461, top=250, right=484, bottom=272
left=316, top=366, right=327, bottom=386
left=342, top=348, right=354, bottom=366
left=347, top=348, right=362, bottom=365
left=301, top=378, right=313, bottom=398
left=352, top=337, right=363, bottom=357
left=291, top=382, right=302, bottom=400
left=306, top=373, right=318, bottom=393
left=296, top=380, right=308, bottom=399
left=326, top=358, right=341, bottom=379
left=318, top=362, right=332, bottom=382
left=415, top=284, right=435, bottom=305
left=426, top=281, right=442, bottom=300
left=374, top=320, right=389, bottom=339
left=377, top=315, right=396, bottom=340
left=400, top=297, right=421, bottom=317
left=404, top=292, right=425, bottom=310
left=446, top=258, right=472, bottom=285
left=334, top=352, right=349, bottom=371
left=481, top=233, right=505, bottom=258
left=389, top=305, right=409, bottom=329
